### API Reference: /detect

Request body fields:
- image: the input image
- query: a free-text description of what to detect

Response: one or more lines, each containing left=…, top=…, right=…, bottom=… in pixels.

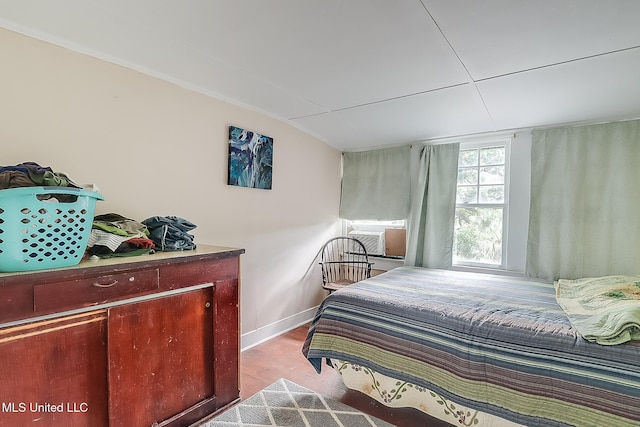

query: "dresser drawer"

left=33, top=269, right=160, bottom=313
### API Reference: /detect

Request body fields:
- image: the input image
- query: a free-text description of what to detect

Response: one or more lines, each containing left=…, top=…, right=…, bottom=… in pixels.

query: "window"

left=454, top=140, right=510, bottom=268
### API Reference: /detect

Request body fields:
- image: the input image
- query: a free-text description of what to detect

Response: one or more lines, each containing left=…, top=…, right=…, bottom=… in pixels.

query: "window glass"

left=454, top=207, right=503, bottom=265
left=480, top=147, right=505, bottom=164
left=454, top=143, right=508, bottom=268
left=479, top=166, right=503, bottom=185
left=459, top=150, right=478, bottom=167
left=479, top=186, right=504, bottom=203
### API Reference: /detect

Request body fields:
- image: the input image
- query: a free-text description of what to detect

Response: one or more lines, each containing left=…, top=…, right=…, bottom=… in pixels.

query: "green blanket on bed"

left=555, top=275, right=640, bottom=345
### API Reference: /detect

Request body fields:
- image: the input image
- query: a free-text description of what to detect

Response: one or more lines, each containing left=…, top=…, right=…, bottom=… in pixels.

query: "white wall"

left=506, top=131, right=532, bottom=273
left=0, top=28, right=342, bottom=348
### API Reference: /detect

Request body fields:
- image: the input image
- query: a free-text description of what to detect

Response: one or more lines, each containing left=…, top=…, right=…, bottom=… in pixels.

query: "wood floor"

left=240, top=324, right=451, bottom=427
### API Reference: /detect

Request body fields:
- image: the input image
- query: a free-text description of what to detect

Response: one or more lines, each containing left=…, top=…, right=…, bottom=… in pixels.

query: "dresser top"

left=0, top=244, right=245, bottom=279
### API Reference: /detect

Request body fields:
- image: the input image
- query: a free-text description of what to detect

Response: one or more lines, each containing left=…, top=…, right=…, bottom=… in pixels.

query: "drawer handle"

left=93, top=280, right=119, bottom=288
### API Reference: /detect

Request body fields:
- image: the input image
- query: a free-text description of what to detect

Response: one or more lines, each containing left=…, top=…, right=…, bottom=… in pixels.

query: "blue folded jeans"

left=142, top=216, right=197, bottom=251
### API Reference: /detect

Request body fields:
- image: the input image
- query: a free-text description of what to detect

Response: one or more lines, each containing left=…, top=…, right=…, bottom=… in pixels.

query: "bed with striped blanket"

left=302, top=267, right=640, bottom=426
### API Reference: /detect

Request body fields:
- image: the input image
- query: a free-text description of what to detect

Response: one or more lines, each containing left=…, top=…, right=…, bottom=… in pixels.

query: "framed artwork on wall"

left=227, top=125, right=273, bottom=190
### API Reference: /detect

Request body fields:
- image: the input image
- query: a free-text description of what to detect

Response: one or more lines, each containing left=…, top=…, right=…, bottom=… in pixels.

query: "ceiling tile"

left=293, top=84, right=494, bottom=150
left=183, top=0, right=471, bottom=110
left=423, top=0, right=640, bottom=80
left=478, top=47, right=640, bottom=130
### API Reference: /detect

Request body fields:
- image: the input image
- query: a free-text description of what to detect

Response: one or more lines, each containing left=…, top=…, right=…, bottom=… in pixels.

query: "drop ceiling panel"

left=179, top=0, right=471, bottom=111
left=478, top=47, right=640, bottom=130
left=423, top=0, right=640, bottom=80
left=293, top=84, right=493, bottom=150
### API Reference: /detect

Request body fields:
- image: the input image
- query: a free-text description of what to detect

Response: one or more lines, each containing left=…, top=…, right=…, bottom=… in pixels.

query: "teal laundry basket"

left=0, top=186, right=104, bottom=272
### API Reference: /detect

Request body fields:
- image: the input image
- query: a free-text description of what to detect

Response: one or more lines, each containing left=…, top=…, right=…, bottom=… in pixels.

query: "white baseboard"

left=240, top=305, right=319, bottom=352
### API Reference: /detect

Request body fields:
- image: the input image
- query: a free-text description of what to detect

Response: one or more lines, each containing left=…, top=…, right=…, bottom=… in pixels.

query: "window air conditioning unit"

left=348, top=231, right=385, bottom=256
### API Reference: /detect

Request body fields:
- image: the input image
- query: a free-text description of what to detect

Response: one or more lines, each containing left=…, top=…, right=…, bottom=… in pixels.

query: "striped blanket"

left=302, top=267, right=640, bottom=427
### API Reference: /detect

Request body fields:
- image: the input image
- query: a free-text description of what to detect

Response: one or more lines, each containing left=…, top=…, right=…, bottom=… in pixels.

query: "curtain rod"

left=424, top=116, right=640, bottom=144
left=343, top=116, right=640, bottom=153
left=530, top=116, right=640, bottom=133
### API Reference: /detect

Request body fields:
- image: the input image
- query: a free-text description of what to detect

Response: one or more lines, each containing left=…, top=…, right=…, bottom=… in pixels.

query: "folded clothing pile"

left=1, top=161, right=80, bottom=189
left=0, top=161, right=99, bottom=202
left=88, top=213, right=155, bottom=258
left=142, top=216, right=197, bottom=251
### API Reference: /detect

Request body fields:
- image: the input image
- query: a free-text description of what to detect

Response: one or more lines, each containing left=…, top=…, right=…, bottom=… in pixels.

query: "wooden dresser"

left=0, top=245, right=244, bottom=427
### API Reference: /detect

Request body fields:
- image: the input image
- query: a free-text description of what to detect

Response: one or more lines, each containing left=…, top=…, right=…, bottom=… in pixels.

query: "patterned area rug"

left=194, top=378, right=394, bottom=427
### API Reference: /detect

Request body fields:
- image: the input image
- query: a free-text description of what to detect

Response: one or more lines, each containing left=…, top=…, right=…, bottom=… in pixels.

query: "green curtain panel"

left=339, top=146, right=411, bottom=220
left=527, top=119, right=640, bottom=280
left=405, top=143, right=459, bottom=268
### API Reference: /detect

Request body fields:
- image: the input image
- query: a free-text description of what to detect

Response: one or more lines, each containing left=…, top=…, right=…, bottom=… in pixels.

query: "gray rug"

left=195, top=378, right=394, bottom=427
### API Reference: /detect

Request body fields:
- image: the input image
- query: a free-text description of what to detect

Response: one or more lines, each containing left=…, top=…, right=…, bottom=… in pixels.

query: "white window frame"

left=453, top=138, right=511, bottom=270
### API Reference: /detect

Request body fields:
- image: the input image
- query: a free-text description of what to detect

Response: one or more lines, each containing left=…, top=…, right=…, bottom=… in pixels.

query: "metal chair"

left=319, top=237, right=373, bottom=293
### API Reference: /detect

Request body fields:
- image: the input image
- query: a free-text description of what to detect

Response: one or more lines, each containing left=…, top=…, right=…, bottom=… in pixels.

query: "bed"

left=302, top=267, right=640, bottom=426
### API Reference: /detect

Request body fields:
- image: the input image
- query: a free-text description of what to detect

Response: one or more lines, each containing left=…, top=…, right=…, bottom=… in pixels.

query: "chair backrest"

left=320, top=237, right=371, bottom=288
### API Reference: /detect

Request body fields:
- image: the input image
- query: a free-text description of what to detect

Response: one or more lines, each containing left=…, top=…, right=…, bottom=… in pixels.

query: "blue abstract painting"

left=228, top=125, right=273, bottom=190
